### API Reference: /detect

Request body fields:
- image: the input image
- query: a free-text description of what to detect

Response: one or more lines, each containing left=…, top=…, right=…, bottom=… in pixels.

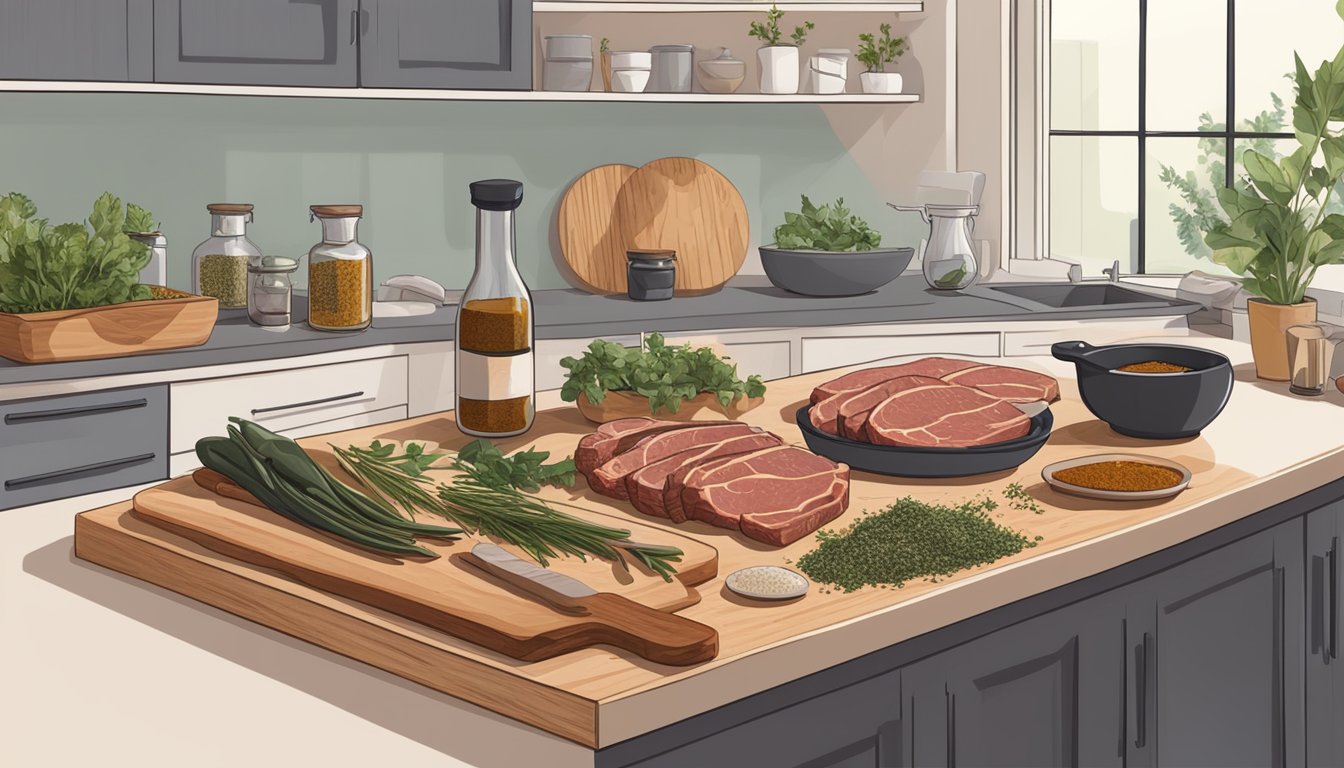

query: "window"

left=1048, top=0, right=1344, bottom=276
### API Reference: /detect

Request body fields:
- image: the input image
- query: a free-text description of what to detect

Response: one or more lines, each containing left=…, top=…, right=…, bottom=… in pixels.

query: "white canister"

left=757, top=45, right=800, bottom=95
left=648, top=44, right=694, bottom=92
left=543, top=35, right=594, bottom=92
left=129, top=232, right=167, bottom=286
left=807, top=48, right=850, bottom=94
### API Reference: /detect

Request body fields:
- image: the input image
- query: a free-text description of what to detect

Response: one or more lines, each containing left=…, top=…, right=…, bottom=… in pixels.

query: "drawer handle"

left=251, top=391, right=365, bottom=416
left=5, top=398, right=148, bottom=425
left=1331, top=537, right=1339, bottom=661
left=1134, top=631, right=1150, bottom=749
left=5, top=453, right=156, bottom=491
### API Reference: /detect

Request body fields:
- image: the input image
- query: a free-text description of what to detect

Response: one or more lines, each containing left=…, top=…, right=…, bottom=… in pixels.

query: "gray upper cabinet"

left=360, top=0, right=532, bottom=90
left=0, top=0, right=151, bottom=81
left=1307, top=502, right=1344, bottom=768
left=154, top=0, right=358, bottom=87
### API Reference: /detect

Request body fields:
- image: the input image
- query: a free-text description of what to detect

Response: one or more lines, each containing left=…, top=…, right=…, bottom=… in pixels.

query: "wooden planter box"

left=576, top=389, right=763, bottom=424
left=0, top=291, right=219, bottom=363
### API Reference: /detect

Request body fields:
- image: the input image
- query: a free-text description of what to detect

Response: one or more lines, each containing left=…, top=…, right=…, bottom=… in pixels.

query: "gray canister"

left=648, top=44, right=694, bottom=92
left=627, top=249, right=677, bottom=300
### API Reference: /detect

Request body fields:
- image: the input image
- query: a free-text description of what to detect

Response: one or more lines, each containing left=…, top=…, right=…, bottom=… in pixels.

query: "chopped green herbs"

left=796, top=497, right=1040, bottom=593
left=559, top=333, right=766, bottom=416
left=1003, top=482, right=1046, bottom=514
left=772, top=195, right=882, bottom=252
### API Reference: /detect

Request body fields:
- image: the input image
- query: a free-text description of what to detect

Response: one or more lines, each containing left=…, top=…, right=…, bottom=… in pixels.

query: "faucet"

left=1101, top=260, right=1120, bottom=283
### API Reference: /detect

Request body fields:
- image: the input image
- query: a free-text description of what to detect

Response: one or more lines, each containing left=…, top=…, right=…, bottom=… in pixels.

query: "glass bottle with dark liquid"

left=456, top=180, right=535, bottom=437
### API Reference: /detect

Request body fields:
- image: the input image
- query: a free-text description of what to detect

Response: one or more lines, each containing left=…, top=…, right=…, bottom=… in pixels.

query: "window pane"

left=1050, top=136, right=1138, bottom=275
left=1146, top=137, right=1231, bottom=275
left=1051, top=0, right=1139, bottom=130
left=1236, top=0, right=1344, bottom=130
left=1146, top=0, right=1226, bottom=131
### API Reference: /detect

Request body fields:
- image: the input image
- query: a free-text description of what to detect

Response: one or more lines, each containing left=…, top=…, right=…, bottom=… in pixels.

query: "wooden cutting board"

left=123, top=473, right=718, bottom=663
left=615, top=157, right=749, bottom=296
left=557, top=163, right=638, bottom=295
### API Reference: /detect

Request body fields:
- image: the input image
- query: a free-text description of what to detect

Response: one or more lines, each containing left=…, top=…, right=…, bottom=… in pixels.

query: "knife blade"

left=462, top=542, right=596, bottom=609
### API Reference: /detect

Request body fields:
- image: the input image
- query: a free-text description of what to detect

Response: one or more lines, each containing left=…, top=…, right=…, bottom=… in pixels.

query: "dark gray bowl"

left=759, top=246, right=915, bottom=297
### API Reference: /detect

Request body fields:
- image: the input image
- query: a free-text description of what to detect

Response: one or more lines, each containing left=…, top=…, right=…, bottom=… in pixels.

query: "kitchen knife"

left=460, top=543, right=719, bottom=666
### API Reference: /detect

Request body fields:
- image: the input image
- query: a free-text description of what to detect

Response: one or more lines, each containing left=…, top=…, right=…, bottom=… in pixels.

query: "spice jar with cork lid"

left=307, top=205, right=372, bottom=332
left=192, top=203, right=260, bottom=308
left=456, top=179, right=534, bottom=438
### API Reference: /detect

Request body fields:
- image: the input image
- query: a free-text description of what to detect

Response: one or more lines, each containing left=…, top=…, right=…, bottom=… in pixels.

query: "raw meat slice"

left=625, top=431, right=783, bottom=518
left=829, top=375, right=946, bottom=441
left=809, top=357, right=979, bottom=404
left=575, top=418, right=726, bottom=481
left=940, top=364, right=1060, bottom=403
left=864, top=379, right=1030, bottom=448
left=589, top=422, right=762, bottom=499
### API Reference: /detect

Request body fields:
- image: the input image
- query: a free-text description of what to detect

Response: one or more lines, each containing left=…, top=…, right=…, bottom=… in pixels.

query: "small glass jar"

left=627, top=249, right=676, bottom=301
left=247, top=256, right=299, bottom=328
left=307, top=205, right=372, bottom=332
left=192, top=203, right=260, bottom=308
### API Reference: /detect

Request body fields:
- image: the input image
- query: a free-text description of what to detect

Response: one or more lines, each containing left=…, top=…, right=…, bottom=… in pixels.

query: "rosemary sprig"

left=332, top=442, right=684, bottom=581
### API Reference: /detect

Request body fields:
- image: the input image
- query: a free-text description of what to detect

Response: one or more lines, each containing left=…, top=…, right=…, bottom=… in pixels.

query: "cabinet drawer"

left=800, top=332, right=1001, bottom=373
left=1002, top=320, right=1186, bottom=356
left=0, top=385, right=167, bottom=510
left=170, top=357, right=408, bottom=454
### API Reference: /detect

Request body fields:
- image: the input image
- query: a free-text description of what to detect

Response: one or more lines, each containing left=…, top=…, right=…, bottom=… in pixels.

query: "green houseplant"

left=1202, top=18, right=1344, bottom=379
left=759, top=195, right=915, bottom=296
left=749, top=3, right=814, bottom=95
left=856, top=23, right=907, bottom=94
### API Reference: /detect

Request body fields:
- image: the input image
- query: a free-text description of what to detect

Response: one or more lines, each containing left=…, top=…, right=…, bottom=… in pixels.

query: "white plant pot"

left=860, top=71, right=903, bottom=94
left=757, top=46, right=800, bottom=95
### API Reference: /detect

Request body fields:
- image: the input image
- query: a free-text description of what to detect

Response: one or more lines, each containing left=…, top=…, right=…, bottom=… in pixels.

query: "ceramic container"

left=613, top=69, right=651, bottom=93
left=648, top=44, right=694, bottom=92
left=807, top=48, right=850, bottom=94
left=758, top=45, right=800, bottom=95
left=608, top=51, right=652, bottom=70
left=544, top=34, right=594, bottom=92
left=860, top=71, right=903, bottom=94
left=545, top=34, right=593, bottom=60
left=696, top=47, right=746, bottom=94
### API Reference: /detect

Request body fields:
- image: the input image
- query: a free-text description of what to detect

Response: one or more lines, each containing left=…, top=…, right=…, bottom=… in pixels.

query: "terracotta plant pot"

left=576, top=389, right=763, bottom=424
left=1247, top=297, right=1317, bottom=380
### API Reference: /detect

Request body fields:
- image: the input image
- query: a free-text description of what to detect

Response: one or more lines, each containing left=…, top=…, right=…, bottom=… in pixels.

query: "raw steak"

left=575, top=418, right=724, bottom=481
left=836, top=375, right=948, bottom=441
left=625, top=430, right=783, bottom=519
left=589, top=422, right=762, bottom=499
left=680, top=446, right=850, bottom=546
left=940, top=364, right=1060, bottom=403
left=864, top=379, right=1030, bottom=448
left=809, top=357, right=978, bottom=404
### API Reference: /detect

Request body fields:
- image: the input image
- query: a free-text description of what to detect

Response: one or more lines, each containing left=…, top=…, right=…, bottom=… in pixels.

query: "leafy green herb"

left=1003, top=482, right=1045, bottom=514
left=0, top=192, right=153, bottom=314
left=856, top=23, right=907, bottom=73
left=334, top=441, right=683, bottom=580
left=796, top=496, right=1040, bottom=594
left=559, top=333, right=766, bottom=415
left=124, top=203, right=158, bottom=234
left=599, top=37, right=610, bottom=54
left=772, top=195, right=882, bottom=252
left=748, top=3, right=813, bottom=47
left=933, top=265, right=969, bottom=288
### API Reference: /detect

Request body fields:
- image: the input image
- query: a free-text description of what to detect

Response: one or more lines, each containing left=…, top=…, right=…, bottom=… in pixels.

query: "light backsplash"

left=0, top=93, right=923, bottom=291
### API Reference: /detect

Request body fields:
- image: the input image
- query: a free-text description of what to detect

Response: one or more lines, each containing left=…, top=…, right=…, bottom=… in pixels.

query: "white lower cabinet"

left=800, top=332, right=1002, bottom=374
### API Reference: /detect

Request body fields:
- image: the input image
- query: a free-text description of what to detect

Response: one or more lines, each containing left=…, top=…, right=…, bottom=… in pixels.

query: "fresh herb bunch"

left=796, top=496, right=1040, bottom=593
left=599, top=37, right=610, bottom=54
left=334, top=441, right=684, bottom=580
left=856, top=23, right=907, bottom=73
left=559, top=333, right=767, bottom=415
left=358, top=438, right=576, bottom=492
left=0, top=192, right=153, bottom=313
left=124, top=203, right=158, bottom=234
left=748, top=3, right=814, bottom=47
left=195, top=418, right=462, bottom=558
left=773, top=195, right=883, bottom=252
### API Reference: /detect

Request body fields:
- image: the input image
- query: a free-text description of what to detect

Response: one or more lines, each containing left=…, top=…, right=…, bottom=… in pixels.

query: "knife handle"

left=578, top=592, right=719, bottom=666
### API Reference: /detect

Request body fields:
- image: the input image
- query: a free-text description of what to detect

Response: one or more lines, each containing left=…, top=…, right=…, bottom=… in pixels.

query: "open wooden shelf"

left=534, top=1, right=923, bottom=11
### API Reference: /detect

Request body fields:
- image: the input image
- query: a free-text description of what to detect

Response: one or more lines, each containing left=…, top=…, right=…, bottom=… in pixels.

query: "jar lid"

left=650, top=44, right=694, bottom=52
left=207, top=203, right=254, bottom=214
left=470, top=179, right=524, bottom=211
left=248, top=255, right=300, bottom=273
left=711, top=48, right=742, bottom=62
left=310, top=204, right=363, bottom=217
left=627, top=248, right=677, bottom=261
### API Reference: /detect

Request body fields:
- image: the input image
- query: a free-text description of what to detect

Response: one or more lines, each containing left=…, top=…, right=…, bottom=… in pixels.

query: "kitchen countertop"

left=0, top=277, right=1197, bottom=386
left=13, top=334, right=1344, bottom=767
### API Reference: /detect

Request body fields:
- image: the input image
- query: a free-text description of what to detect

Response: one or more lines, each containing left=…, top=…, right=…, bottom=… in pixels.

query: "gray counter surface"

left=0, top=277, right=1197, bottom=386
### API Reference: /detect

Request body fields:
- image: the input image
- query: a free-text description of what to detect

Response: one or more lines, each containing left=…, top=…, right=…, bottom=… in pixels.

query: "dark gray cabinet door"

left=360, top=0, right=532, bottom=89
left=0, top=0, right=151, bottom=81
left=1127, top=520, right=1305, bottom=768
left=903, top=596, right=1125, bottom=768
left=154, top=0, right=358, bottom=86
left=1307, top=503, right=1343, bottom=767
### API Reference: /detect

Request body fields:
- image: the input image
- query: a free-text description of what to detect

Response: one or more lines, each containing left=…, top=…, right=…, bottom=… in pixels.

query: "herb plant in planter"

left=759, top=195, right=915, bottom=296
left=748, top=3, right=814, bottom=95
left=856, top=23, right=907, bottom=94
left=1201, top=20, right=1344, bottom=380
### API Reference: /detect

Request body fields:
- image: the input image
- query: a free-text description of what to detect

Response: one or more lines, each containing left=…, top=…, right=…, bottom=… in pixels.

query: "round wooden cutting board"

left=615, top=157, right=749, bottom=295
left=557, top=163, right=639, bottom=295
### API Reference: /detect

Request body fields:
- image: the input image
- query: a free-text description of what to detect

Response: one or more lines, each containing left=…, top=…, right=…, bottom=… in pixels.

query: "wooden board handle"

left=577, top=592, right=718, bottom=666
left=193, top=468, right=264, bottom=507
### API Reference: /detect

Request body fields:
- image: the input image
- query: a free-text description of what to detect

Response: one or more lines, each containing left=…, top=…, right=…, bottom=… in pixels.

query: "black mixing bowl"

left=1051, top=340, right=1234, bottom=439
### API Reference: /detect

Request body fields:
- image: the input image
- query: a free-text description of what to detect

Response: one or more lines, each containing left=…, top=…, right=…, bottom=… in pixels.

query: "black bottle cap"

left=470, top=179, right=524, bottom=211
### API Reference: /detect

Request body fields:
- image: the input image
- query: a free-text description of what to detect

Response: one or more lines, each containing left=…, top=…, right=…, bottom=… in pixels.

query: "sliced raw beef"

left=576, top=418, right=730, bottom=481
left=680, top=446, right=850, bottom=546
left=836, top=375, right=947, bottom=441
left=864, top=379, right=1030, bottom=448
left=625, top=430, right=783, bottom=518
left=589, top=422, right=762, bottom=499
left=809, top=357, right=978, bottom=404
left=940, top=364, right=1060, bottom=403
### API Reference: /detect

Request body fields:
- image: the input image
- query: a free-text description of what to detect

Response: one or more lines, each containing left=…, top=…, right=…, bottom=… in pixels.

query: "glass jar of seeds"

left=247, top=255, right=299, bottom=328
left=307, top=205, right=372, bottom=332
left=192, top=203, right=261, bottom=308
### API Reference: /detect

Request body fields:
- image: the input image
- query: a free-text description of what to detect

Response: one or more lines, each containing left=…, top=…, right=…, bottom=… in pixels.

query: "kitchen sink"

left=987, top=283, right=1177, bottom=308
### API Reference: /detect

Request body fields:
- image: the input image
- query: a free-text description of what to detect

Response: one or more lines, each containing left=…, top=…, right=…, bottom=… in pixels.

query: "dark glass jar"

left=627, top=249, right=677, bottom=301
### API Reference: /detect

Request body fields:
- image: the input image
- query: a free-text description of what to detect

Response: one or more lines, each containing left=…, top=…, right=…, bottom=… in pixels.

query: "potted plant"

left=856, top=22, right=907, bottom=94
left=1202, top=33, right=1344, bottom=380
left=0, top=192, right=217, bottom=363
left=748, top=3, right=814, bottom=95
left=759, top=195, right=916, bottom=296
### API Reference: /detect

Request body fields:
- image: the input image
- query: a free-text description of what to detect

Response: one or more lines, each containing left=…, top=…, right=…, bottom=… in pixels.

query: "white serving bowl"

left=613, top=69, right=651, bottom=93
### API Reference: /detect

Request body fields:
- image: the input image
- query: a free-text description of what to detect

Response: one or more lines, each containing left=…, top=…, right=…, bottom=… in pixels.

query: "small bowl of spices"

left=725, top=566, right=809, bottom=601
left=1042, top=453, right=1192, bottom=502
